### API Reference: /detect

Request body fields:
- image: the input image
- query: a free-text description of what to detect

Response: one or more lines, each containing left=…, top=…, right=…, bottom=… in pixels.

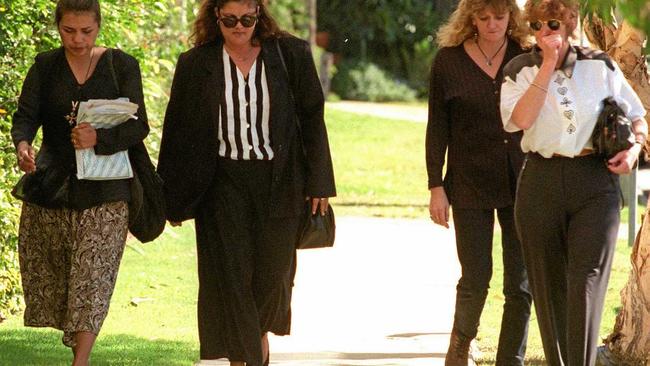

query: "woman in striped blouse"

left=157, top=1, right=336, bottom=365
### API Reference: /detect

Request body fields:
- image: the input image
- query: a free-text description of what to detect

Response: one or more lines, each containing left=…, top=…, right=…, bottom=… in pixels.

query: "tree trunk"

left=583, top=16, right=650, bottom=365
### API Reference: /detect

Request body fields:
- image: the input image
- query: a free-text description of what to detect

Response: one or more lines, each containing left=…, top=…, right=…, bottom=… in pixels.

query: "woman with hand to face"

left=11, top=0, right=149, bottom=365
left=426, top=0, right=532, bottom=364
left=157, top=1, right=335, bottom=365
left=500, top=0, right=647, bottom=363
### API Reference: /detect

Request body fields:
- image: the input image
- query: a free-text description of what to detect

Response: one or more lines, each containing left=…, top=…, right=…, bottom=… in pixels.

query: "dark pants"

left=515, top=154, right=620, bottom=366
left=195, top=158, right=301, bottom=366
left=452, top=206, right=532, bottom=365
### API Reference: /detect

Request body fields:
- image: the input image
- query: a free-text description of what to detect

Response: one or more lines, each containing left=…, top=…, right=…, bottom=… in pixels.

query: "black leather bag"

left=127, top=142, right=166, bottom=243
left=297, top=202, right=335, bottom=249
left=592, top=97, right=635, bottom=158
left=104, top=50, right=166, bottom=243
left=11, top=164, right=70, bottom=208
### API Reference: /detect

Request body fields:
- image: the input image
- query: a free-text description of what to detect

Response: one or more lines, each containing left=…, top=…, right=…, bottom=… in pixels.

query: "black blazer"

left=157, top=35, right=336, bottom=222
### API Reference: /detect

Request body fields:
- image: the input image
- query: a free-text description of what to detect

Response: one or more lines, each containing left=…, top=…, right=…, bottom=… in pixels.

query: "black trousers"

left=452, top=206, right=532, bottom=365
left=515, top=153, right=620, bottom=366
left=195, top=158, right=300, bottom=366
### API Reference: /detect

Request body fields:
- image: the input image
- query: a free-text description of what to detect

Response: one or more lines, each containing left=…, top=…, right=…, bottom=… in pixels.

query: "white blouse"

left=500, top=45, right=646, bottom=158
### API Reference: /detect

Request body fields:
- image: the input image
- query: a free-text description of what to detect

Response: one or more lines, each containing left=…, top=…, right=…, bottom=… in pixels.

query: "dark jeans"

left=515, top=154, right=620, bottom=366
left=452, top=206, right=532, bottom=365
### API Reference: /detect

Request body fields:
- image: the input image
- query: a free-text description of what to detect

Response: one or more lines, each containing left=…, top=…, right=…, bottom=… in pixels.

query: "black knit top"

left=426, top=39, right=526, bottom=209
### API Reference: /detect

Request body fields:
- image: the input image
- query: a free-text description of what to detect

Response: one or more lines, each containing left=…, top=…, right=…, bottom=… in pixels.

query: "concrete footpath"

left=267, top=216, right=460, bottom=365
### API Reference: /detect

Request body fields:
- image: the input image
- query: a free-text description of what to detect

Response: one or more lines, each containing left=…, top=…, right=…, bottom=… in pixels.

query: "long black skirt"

left=195, top=158, right=300, bottom=366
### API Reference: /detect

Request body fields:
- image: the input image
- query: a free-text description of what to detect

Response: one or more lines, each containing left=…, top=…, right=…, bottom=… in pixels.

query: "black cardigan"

left=157, top=35, right=336, bottom=221
left=11, top=48, right=149, bottom=210
left=426, top=39, right=525, bottom=209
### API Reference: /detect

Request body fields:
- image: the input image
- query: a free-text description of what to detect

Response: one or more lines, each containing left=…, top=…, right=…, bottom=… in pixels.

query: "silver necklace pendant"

left=476, top=37, right=506, bottom=68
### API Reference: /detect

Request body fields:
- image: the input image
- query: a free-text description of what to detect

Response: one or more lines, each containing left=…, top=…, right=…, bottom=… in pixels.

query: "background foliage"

left=318, top=0, right=440, bottom=98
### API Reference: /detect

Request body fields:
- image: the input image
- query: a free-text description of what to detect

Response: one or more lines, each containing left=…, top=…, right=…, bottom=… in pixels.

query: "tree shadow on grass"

left=0, top=327, right=198, bottom=365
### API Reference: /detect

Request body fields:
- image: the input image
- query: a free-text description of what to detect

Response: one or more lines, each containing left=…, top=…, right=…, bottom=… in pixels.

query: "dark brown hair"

left=191, top=0, right=285, bottom=46
left=55, top=0, right=102, bottom=27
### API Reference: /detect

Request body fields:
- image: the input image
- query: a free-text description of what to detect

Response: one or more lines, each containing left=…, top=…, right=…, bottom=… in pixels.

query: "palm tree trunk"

left=584, top=16, right=650, bottom=365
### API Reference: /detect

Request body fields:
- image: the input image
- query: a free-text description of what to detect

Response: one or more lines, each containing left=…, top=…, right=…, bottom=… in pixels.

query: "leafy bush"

left=0, top=0, right=56, bottom=321
left=331, top=61, right=417, bottom=102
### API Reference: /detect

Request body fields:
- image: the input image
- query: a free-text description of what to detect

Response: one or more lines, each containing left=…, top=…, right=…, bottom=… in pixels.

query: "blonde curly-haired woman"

left=426, top=0, right=532, bottom=364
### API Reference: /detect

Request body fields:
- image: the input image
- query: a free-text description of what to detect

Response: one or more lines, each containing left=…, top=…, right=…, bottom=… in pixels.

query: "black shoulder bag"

left=107, top=49, right=166, bottom=243
left=275, top=39, right=335, bottom=249
left=591, top=97, right=635, bottom=159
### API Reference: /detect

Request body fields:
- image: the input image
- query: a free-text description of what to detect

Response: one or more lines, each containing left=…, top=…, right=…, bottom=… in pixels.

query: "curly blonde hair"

left=436, top=0, right=530, bottom=48
left=523, top=0, right=579, bottom=36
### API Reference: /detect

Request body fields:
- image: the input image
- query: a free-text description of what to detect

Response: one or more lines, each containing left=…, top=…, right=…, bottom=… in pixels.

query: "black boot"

left=445, top=329, right=473, bottom=366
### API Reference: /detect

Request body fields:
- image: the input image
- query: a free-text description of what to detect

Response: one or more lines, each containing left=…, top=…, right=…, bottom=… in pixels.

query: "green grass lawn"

left=326, top=107, right=429, bottom=218
left=0, top=104, right=643, bottom=364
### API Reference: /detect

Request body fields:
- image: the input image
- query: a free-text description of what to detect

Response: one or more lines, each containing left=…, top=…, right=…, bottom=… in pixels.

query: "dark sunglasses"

left=218, top=14, right=258, bottom=28
left=530, top=19, right=562, bottom=31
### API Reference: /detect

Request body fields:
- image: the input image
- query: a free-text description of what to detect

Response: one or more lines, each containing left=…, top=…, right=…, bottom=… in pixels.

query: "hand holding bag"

left=276, top=40, right=336, bottom=249
left=297, top=202, right=335, bottom=249
left=591, top=97, right=635, bottom=158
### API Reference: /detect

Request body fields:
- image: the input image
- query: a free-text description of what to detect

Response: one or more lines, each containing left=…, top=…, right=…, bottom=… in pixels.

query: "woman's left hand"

left=310, top=197, right=329, bottom=216
left=607, top=143, right=642, bottom=174
left=71, top=122, right=97, bottom=150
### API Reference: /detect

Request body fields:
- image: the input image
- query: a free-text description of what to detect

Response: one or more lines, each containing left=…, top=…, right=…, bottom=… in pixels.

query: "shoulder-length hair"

left=191, top=0, right=285, bottom=46
left=436, top=0, right=530, bottom=48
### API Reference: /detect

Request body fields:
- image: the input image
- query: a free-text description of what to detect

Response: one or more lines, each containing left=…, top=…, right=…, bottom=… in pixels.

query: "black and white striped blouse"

left=218, top=47, right=273, bottom=160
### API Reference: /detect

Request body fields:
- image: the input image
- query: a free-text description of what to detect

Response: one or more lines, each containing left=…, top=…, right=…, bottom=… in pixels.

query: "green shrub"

left=331, top=61, right=417, bottom=102
left=0, top=0, right=56, bottom=321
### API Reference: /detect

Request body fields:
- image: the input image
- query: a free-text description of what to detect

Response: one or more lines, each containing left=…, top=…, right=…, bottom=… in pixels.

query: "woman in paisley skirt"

left=11, top=0, right=148, bottom=365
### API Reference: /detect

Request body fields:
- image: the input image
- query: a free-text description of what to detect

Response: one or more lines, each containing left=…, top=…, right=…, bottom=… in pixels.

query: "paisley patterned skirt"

left=18, top=201, right=129, bottom=347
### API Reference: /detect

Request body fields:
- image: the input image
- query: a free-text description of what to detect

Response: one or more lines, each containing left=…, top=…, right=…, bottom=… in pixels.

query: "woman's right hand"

left=16, top=141, right=36, bottom=173
left=429, top=186, right=450, bottom=228
left=538, top=34, right=562, bottom=65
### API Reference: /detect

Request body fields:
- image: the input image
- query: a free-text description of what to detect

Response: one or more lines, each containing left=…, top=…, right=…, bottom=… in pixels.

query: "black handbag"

left=297, top=202, right=335, bottom=249
left=11, top=164, right=70, bottom=208
left=592, top=97, right=635, bottom=158
left=106, top=49, right=165, bottom=243
left=127, top=142, right=166, bottom=243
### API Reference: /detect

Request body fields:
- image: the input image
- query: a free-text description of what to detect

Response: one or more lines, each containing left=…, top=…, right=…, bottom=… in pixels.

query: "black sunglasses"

left=530, top=19, right=562, bottom=31
left=218, top=14, right=258, bottom=28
